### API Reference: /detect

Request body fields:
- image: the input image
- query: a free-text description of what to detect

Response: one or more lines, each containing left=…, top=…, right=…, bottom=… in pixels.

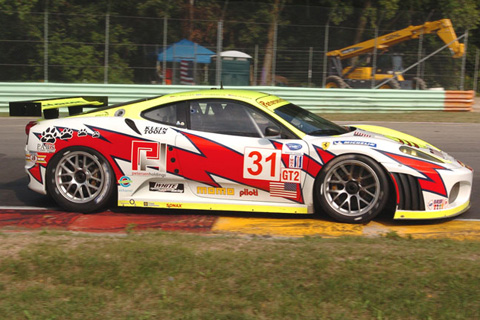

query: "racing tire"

left=379, top=79, right=401, bottom=89
left=46, top=147, right=115, bottom=213
left=314, top=154, right=390, bottom=223
left=412, top=77, right=427, bottom=90
left=325, top=76, right=348, bottom=88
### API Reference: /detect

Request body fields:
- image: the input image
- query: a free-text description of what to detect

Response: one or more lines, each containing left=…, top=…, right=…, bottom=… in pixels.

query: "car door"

left=172, top=99, right=309, bottom=204
left=116, top=101, right=188, bottom=201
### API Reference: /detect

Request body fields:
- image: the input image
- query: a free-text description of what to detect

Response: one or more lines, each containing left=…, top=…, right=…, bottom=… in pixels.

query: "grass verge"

left=0, top=231, right=479, bottom=320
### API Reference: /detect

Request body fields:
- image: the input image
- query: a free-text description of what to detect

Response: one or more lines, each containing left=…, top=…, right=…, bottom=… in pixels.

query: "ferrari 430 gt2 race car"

left=18, top=89, right=473, bottom=223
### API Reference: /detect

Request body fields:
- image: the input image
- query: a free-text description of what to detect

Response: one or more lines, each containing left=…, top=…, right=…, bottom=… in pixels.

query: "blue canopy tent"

left=157, top=39, right=215, bottom=64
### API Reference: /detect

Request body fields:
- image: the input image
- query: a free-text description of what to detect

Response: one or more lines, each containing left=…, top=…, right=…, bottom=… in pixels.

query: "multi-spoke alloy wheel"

left=315, top=155, right=389, bottom=223
left=47, top=147, right=115, bottom=213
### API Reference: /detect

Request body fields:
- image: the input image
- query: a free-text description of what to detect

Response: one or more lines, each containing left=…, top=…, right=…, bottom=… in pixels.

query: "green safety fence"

left=0, top=82, right=453, bottom=114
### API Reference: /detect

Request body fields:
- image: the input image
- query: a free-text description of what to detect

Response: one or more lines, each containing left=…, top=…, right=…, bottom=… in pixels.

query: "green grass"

left=0, top=231, right=479, bottom=319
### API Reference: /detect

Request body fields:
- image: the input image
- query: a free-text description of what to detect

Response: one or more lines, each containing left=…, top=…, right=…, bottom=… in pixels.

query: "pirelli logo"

left=197, top=187, right=235, bottom=196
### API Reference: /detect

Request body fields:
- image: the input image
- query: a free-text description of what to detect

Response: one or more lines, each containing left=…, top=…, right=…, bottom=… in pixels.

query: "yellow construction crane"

left=325, top=19, right=465, bottom=89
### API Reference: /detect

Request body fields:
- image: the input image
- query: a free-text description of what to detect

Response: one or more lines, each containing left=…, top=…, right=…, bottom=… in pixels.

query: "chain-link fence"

left=0, top=3, right=478, bottom=91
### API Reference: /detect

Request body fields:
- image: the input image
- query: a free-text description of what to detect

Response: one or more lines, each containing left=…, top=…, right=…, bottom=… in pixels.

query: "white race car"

left=19, top=89, right=473, bottom=223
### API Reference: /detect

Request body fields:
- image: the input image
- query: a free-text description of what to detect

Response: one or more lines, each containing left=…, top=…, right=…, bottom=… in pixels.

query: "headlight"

left=399, top=146, right=444, bottom=163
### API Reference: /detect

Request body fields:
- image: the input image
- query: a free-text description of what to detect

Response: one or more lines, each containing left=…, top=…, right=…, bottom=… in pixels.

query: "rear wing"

left=9, top=96, right=108, bottom=119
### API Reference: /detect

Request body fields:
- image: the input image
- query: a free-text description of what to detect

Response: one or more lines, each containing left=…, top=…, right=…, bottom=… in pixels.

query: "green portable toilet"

left=212, top=51, right=252, bottom=86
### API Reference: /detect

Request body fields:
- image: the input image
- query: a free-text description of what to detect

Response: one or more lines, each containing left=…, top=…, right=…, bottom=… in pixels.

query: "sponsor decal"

left=144, top=202, right=159, bottom=207
left=333, top=141, right=377, bottom=147
left=26, top=153, right=35, bottom=162
left=149, top=182, right=184, bottom=193
left=258, top=98, right=286, bottom=108
left=36, top=154, right=46, bottom=164
left=285, top=143, right=302, bottom=151
left=118, top=176, right=132, bottom=187
left=144, top=126, right=168, bottom=135
left=37, top=143, right=55, bottom=153
left=428, top=199, right=448, bottom=211
left=288, top=155, right=303, bottom=169
left=197, top=186, right=234, bottom=196
left=166, top=203, right=182, bottom=208
left=321, top=142, right=330, bottom=150
left=269, top=181, right=298, bottom=199
left=281, top=168, right=301, bottom=183
left=282, top=143, right=303, bottom=155
left=239, top=188, right=259, bottom=197
left=26, top=153, right=45, bottom=164
left=131, top=141, right=167, bottom=176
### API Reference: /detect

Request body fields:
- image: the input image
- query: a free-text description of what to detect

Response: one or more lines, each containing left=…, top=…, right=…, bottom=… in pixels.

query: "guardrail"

left=0, top=82, right=474, bottom=114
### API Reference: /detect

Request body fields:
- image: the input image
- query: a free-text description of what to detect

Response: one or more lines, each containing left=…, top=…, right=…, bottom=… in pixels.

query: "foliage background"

left=0, top=0, right=479, bottom=89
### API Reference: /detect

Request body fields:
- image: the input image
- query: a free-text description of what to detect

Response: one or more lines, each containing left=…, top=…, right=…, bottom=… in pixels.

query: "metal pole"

left=416, top=32, right=424, bottom=89
left=271, top=21, right=278, bottom=86
left=253, top=44, right=258, bottom=86
left=308, top=47, right=313, bottom=87
left=460, top=30, right=468, bottom=90
left=371, top=26, right=379, bottom=89
left=193, top=43, right=197, bottom=84
left=473, top=49, right=479, bottom=94
left=215, top=20, right=223, bottom=86
left=322, top=22, right=329, bottom=88
left=43, top=0, right=48, bottom=82
left=104, top=3, right=110, bottom=84
left=162, top=16, right=168, bottom=85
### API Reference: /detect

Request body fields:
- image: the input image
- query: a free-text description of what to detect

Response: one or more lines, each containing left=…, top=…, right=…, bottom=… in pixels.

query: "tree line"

left=0, top=0, right=479, bottom=87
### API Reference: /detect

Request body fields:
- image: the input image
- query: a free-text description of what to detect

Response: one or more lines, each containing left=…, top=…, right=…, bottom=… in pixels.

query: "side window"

left=189, top=100, right=260, bottom=137
left=142, top=102, right=187, bottom=128
left=188, top=99, right=297, bottom=139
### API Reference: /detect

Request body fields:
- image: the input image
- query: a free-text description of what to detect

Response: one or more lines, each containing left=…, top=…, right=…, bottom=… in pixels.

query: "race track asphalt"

left=1, top=118, right=479, bottom=239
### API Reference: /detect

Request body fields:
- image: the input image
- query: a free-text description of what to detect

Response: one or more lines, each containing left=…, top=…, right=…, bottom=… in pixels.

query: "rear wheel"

left=325, top=76, right=348, bottom=88
left=46, top=147, right=115, bottom=213
left=315, top=155, right=390, bottom=223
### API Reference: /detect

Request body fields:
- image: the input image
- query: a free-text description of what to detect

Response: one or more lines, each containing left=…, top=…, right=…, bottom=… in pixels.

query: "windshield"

left=274, top=104, right=349, bottom=136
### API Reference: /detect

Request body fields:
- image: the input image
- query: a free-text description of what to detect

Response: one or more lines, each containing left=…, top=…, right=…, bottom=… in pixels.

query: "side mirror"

left=265, top=126, right=280, bottom=137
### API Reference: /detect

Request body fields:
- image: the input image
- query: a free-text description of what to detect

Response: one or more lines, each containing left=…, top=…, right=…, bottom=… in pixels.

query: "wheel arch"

left=312, top=152, right=397, bottom=221
left=45, top=145, right=118, bottom=212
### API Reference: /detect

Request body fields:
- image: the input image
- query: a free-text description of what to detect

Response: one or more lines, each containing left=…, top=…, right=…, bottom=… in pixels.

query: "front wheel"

left=46, top=147, right=115, bottom=213
left=314, top=155, right=389, bottom=223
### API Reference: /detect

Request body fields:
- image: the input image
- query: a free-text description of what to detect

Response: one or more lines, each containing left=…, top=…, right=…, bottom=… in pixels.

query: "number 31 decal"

left=243, top=148, right=281, bottom=181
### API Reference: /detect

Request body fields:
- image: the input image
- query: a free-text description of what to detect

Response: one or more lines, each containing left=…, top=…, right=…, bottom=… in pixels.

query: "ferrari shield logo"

left=321, top=142, right=330, bottom=150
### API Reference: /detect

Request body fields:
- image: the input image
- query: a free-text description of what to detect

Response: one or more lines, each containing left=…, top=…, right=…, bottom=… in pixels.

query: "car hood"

left=351, top=124, right=438, bottom=150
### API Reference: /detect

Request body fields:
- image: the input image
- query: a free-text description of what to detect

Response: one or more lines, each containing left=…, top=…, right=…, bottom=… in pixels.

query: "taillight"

left=25, top=121, right=37, bottom=136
